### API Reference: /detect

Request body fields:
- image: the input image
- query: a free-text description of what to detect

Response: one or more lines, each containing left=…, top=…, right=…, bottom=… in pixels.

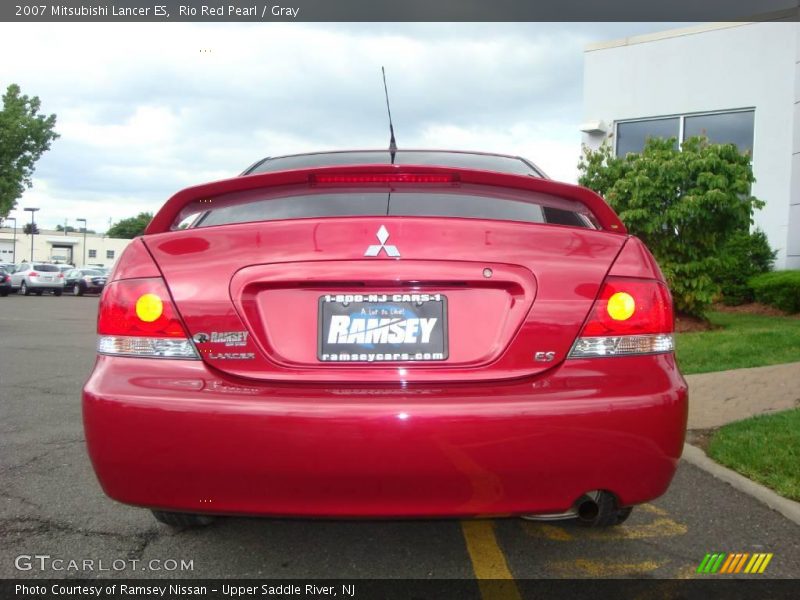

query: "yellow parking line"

left=535, top=523, right=574, bottom=541
left=639, top=503, right=669, bottom=516
left=548, top=558, right=662, bottom=577
left=460, top=520, right=522, bottom=600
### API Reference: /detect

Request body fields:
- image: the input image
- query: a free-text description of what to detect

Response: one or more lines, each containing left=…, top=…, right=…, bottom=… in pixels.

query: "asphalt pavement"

left=1, top=293, right=799, bottom=582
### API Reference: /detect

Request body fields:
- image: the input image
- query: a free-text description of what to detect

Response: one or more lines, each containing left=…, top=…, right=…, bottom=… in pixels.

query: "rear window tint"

left=249, top=151, right=539, bottom=176
left=81, top=270, right=103, bottom=276
left=192, top=190, right=595, bottom=230
left=34, top=264, right=60, bottom=272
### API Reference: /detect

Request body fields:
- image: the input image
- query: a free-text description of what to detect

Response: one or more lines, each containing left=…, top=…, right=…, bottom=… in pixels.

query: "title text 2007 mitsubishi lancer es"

left=82, top=150, right=687, bottom=528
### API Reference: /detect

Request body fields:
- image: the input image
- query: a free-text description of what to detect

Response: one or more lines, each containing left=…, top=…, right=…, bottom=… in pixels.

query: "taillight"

left=29, top=271, right=39, bottom=277
left=96, top=277, right=198, bottom=359
left=568, top=277, right=674, bottom=358
left=58, top=272, right=64, bottom=279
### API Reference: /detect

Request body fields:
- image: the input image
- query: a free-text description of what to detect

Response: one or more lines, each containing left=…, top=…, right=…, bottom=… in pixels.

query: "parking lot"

left=1, top=293, right=799, bottom=583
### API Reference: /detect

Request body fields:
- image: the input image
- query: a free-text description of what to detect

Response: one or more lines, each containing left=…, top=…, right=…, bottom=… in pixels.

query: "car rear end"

left=80, top=269, right=108, bottom=293
left=83, top=161, right=687, bottom=521
left=27, top=264, right=65, bottom=293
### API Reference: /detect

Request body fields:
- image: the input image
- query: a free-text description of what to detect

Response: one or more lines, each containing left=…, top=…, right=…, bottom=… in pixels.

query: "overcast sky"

left=0, top=22, right=681, bottom=231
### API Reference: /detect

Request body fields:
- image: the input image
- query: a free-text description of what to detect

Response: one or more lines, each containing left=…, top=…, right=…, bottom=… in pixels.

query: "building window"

left=616, top=109, right=754, bottom=157
left=106, top=250, right=115, bottom=259
left=683, top=110, right=754, bottom=154
left=616, top=117, right=680, bottom=157
left=88, top=249, right=97, bottom=258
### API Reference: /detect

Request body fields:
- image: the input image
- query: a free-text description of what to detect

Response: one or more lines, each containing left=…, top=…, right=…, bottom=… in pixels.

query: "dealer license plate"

left=318, top=293, right=448, bottom=362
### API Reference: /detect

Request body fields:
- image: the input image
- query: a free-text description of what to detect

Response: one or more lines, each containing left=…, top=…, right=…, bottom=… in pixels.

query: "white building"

left=582, top=21, right=800, bottom=270
left=0, top=226, right=132, bottom=268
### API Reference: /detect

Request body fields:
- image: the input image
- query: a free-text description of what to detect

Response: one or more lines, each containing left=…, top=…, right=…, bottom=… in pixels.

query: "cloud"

left=0, top=21, right=673, bottom=230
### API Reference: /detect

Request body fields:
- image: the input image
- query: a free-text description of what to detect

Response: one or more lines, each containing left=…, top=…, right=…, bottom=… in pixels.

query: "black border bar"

left=3, top=0, right=799, bottom=22
left=4, top=579, right=800, bottom=600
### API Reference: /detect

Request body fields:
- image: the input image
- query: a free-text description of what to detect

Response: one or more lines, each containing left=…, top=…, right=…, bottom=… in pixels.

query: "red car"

left=83, top=150, right=687, bottom=528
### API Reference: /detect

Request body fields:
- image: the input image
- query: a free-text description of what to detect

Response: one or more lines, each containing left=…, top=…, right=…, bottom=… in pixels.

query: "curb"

left=682, top=443, right=800, bottom=526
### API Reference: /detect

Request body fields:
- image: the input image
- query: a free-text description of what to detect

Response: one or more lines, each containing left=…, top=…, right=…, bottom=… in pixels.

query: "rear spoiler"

left=145, top=165, right=626, bottom=235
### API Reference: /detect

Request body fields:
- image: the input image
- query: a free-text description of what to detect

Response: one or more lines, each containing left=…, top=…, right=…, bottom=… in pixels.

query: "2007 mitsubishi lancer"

left=83, top=150, right=687, bottom=527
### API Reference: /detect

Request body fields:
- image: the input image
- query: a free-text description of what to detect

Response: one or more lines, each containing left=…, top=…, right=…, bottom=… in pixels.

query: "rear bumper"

left=25, top=284, right=64, bottom=289
left=82, top=354, right=687, bottom=518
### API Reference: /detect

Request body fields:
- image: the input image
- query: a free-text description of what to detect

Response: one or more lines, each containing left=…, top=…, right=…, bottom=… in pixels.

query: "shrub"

left=578, top=136, right=764, bottom=317
left=749, top=271, right=800, bottom=313
left=717, top=229, right=776, bottom=305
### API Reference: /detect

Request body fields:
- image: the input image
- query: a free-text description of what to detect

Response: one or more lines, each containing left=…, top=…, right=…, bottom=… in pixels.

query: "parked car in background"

left=0, top=267, right=11, bottom=297
left=65, top=268, right=107, bottom=296
left=9, top=263, right=65, bottom=296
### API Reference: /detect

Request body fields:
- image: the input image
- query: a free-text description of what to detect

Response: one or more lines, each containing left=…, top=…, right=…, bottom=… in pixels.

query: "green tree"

left=0, top=84, right=59, bottom=217
left=55, top=224, right=96, bottom=234
left=107, top=212, right=153, bottom=239
left=578, top=136, right=764, bottom=317
left=23, top=222, right=40, bottom=235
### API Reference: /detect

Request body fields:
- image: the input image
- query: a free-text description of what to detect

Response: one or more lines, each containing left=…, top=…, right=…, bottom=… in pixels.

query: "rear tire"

left=151, top=510, right=216, bottom=528
left=20, top=282, right=30, bottom=296
left=73, top=284, right=83, bottom=296
left=578, top=492, right=633, bottom=527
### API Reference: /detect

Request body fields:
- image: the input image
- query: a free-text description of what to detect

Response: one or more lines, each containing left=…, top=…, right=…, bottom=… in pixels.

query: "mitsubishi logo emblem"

left=364, top=225, right=400, bottom=257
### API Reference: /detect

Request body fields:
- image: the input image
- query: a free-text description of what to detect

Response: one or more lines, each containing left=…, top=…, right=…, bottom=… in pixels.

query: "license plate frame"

left=318, top=293, right=448, bottom=363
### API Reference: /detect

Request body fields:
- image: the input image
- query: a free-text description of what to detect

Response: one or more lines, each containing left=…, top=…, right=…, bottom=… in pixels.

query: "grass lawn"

left=675, top=311, right=800, bottom=375
left=707, top=409, right=800, bottom=501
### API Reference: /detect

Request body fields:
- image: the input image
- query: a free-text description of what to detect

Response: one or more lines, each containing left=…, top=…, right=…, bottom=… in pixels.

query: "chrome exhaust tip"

left=520, top=491, right=600, bottom=522
left=576, top=496, right=600, bottom=522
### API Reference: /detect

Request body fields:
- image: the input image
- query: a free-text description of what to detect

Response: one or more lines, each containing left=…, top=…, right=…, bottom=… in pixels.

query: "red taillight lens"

left=29, top=271, right=39, bottom=277
left=311, top=173, right=457, bottom=185
left=569, top=277, right=674, bottom=358
left=580, top=278, right=673, bottom=336
left=98, top=278, right=186, bottom=337
left=58, top=272, right=64, bottom=278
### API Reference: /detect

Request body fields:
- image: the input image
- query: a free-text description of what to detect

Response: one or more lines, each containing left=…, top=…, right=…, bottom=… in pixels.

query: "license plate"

left=318, top=293, right=448, bottom=362
left=42, top=276, right=52, bottom=281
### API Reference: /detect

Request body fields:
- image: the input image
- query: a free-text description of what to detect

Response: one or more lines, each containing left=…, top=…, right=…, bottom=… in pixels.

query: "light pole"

left=77, top=218, right=87, bottom=266
left=5, top=217, right=17, bottom=263
left=23, top=208, right=39, bottom=262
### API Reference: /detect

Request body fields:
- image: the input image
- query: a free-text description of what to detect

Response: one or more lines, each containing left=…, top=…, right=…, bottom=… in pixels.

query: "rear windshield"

left=33, top=264, right=60, bottom=272
left=191, top=189, right=596, bottom=230
left=81, top=270, right=103, bottom=276
left=248, top=151, right=540, bottom=177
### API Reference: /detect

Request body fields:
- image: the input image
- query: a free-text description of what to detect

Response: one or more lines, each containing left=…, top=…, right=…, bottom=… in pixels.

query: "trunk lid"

left=145, top=216, right=625, bottom=383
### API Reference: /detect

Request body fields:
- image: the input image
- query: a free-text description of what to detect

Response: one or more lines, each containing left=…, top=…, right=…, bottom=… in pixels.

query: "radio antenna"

left=381, top=66, right=398, bottom=163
